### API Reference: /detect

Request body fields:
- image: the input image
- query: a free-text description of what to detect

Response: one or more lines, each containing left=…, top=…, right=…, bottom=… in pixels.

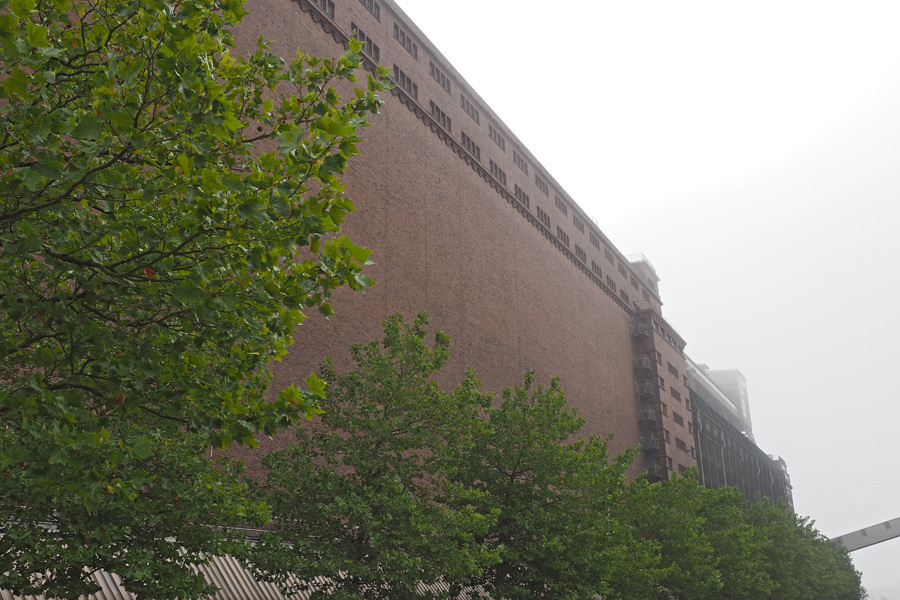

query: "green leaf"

left=71, top=115, right=102, bottom=140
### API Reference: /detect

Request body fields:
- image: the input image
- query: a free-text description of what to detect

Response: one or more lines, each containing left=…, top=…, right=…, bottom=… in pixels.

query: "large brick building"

left=234, top=0, right=790, bottom=496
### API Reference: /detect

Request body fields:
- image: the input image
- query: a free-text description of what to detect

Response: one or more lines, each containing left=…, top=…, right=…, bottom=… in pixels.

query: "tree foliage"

left=253, top=313, right=498, bottom=599
left=0, top=0, right=387, bottom=596
left=451, top=373, right=659, bottom=600
left=251, top=314, right=865, bottom=600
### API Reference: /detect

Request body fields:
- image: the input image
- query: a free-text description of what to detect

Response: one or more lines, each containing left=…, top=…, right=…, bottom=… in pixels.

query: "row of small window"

left=343, top=3, right=656, bottom=315
left=348, top=8, right=653, bottom=311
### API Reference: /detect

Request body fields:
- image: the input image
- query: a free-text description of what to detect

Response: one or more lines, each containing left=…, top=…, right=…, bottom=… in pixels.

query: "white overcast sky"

left=396, top=0, right=900, bottom=592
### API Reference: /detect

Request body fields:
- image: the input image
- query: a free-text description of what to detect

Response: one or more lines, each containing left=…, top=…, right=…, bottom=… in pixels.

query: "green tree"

left=451, top=373, right=659, bottom=599
left=252, top=314, right=498, bottom=600
left=0, top=0, right=387, bottom=596
left=618, top=472, right=778, bottom=600
left=748, top=499, right=866, bottom=600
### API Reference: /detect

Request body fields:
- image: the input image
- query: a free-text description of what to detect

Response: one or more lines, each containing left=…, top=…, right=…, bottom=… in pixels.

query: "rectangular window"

left=489, top=124, right=506, bottom=151
left=573, top=215, right=585, bottom=234
left=314, top=0, right=335, bottom=18
left=591, top=260, right=602, bottom=277
left=351, top=24, right=380, bottom=62
left=621, top=289, right=629, bottom=304
left=392, top=65, right=417, bottom=100
left=655, top=351, right=662, bottom=364
left=575, top=244, right=586, bottom=262
left=393, top=23, right=418, bottom=58
left=554, top=195, right=568, bottom=215
left=461, top=95, right=480, bottom=123
left=670, top=388, right=681, bottom=402
left=631, top=276, right=639, bottom=290
left=489, top=160, right=507, bottom=186
left=664, top=429, right=670, bottom=443
left=535, top=173, right=549, bottom=196
left=685, top=398, right=691, bottom=411
left=429, top=61, right=451, bottom=94
left=429, top=101, right=451, bottom=131
left=688, top=422, right=694, bottom=434
left=536, top=206, right=550, bottom=227
left=676, top=437, right=687, bottom=451
left=657, top=375, right=665, bottom=390
left=358, top=0, right=380, bottom=19
left=589, top=231, right=601, bottom=250
left=678, top=463, right=687, bottom=473
left=673, top=412, right=684, bottom=426
left=604, top=248, right=615, bottom=264
left=642, top=288, right=650, bottom=301
left=513, top=150, right=529, bottom=174
left=460, top=131, right=480, bottom=161
left=606, top=276, right=616, bottom=292
left=557, top=226, right=569, bottom=247
left=668, top=363, right=679, bottom=377
left=660, top=403, right=668, bottom=416
left=513, top=183, right=529, bottom=208
left=618, top=263, right=627, bottom=277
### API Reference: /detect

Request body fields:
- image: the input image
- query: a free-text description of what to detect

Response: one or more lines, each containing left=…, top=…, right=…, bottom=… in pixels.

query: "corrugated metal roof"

left=0, top=554, right=309, bottom=600
left=0, top=555, right=487, bottom=599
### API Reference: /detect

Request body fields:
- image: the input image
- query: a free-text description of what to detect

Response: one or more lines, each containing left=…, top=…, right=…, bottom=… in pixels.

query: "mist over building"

left=236, top=0, right=793, bottom=506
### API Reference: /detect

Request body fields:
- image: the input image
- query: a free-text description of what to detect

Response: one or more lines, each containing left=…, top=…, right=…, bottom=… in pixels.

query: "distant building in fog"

left=687, top=360, right=793, bottom=508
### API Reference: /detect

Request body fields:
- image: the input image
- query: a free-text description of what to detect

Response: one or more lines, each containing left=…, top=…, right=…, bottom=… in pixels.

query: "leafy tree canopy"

left=253, top=313, right=499, bottom=600
left=0, top=0, right=387, bottom=596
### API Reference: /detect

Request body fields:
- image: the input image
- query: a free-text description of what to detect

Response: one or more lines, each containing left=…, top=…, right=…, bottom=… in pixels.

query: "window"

left=392, top=65, right=417, bottom=99
left=668, top=363, right=679, bottom=377
left=393, top=23, right=417, bottom=58
left=359, top=0, right=380, bottom=19
left=554, top=195, right=568, bottom=215
left=489, top=124, right=506, bottom=151
left=660, top=403, right=668, bottom=415
left=460, top=131, right=480, bottom=161
left=688, top=422, right=694, bottom=434
left=664, top=429, right=670, bottom=443
left=656, top=375, right=665, bottom=390
left=670, top=388, right=681, bottom=402
left=655, top=351, right=662, bottom=364
left=429, top=101, right=451, bottom=131
left=606, top=276, right=616, bottom=292
left=535, top=173, right=549, bottom=196
left=685, top=398, right=691, bottom=411
left=489, top=160, right=507, bottom=186
left=589, top=231, right=600, bottom=250
left=536, top=206, right=550, bottom=227
left=621, top=289, right=629, bottom=303
left=676, top=437, right=687, bottom=451
left=513, top=184, right=529, bottom=208
left=557, top=227, right=569, bottom=247
left=666, top=457, right=673, bottom=469
left=642, top=289, right=650, bottom=301
left=513, top=150, right=528, bottom=174
left=573, top=215, right=584, bottom=234
left=461, top=95, right=479, bottom=123
left=314, top=0, right=334, bottom=18
left=591, top=261, right=602, bottom=277
left=678, top=463, right=687, bottom=473
left=618, top=263, right=627, bottom=277
left=673, top=412, right=684, bottom=426
left=604, top=248, right=615, bottom=264
left=351, top=24, right=380, bottom=61
left=429, top=62, right=451, bottom=94
left=575, top=244, right=586, bottom=262
left=631, top=276, right=639, bottom=290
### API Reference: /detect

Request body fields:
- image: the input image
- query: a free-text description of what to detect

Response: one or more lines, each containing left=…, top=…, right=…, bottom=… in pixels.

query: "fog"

left=397, top=0, right=900, bottom=593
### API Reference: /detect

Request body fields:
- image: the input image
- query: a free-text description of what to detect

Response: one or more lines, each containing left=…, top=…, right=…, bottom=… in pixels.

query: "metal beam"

left=833, top=517, right=900, bottom=552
